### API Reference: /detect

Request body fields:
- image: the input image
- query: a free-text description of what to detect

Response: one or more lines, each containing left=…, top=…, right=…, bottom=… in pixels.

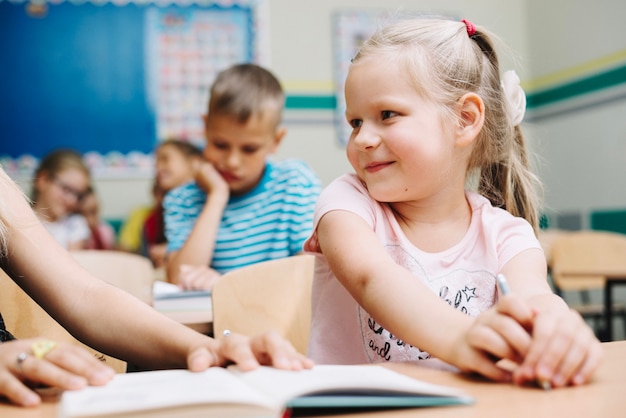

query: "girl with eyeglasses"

left=31, top=149, right=91, bottom=250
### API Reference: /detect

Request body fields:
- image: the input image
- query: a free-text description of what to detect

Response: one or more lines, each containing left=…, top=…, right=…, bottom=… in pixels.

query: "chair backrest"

left=0, top=267, right=127, bottom=373
left=70, top=250, right=154, bottom=304
left=550, top=230, right=626, bottom=291
left=212, top=254, right=315, bottom=355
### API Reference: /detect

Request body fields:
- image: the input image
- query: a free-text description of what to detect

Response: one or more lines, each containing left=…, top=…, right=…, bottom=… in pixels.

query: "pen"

left=495, top=273, right=552, bottom=391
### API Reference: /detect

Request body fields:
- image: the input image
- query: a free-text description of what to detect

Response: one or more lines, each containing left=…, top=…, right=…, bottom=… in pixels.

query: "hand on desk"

left=0, top=338, right=115, bottom=407
left=187, top=330, right=314, bottom=372
left=512, top=294, right=603, bottom=389
left=178, top=264, right=221, bottom=291
left=457, top=294, right=534, bottom=382
left=462, top=293, right=603, bottom=389
left=1, top=332, right=313, bottom=407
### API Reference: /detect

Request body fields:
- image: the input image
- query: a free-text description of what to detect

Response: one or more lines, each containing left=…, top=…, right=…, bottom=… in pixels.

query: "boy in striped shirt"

left=164, top=64, right=321, bottom=290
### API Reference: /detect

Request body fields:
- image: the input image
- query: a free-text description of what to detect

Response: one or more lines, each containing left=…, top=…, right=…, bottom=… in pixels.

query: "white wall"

left=272, top=0, right=530, bottom=184
left=526, top=0, right=626, bottom=221
left=20, top=0, right=626, bottom=226
left=86, top=0, right=530, bottom=221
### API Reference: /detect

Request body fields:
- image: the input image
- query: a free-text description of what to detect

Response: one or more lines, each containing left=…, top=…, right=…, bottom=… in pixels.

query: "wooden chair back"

left=550, top=230, right=626, bottom=338
left=550, top=231, right=626, bottom=291
left=0, top=267, right=127, bottom=373
left=212, top=255, right=315, bottom=355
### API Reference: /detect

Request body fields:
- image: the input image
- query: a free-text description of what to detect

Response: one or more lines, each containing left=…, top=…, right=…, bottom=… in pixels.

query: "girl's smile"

left=364, top=161, right=395, bottom=173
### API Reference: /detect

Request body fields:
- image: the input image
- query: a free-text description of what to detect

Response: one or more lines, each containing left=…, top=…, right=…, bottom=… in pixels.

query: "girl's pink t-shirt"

left=304, top=174, right=542, bottom=365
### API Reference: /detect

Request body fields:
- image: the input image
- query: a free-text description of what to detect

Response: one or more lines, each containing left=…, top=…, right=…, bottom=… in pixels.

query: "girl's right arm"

left=316, top=209, right=531, bottom=381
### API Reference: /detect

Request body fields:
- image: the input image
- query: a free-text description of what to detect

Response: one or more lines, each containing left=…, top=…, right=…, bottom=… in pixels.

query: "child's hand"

left=193, top=161, right=229, bottom=197
left=456, top=295, right=534, bottom=381
left=514, top=299, right=603, bottom=388
left=0, top=339, right=115, bottom=406
left=178, top=264, right=222, bottom=290
left=186, top=331, right=314, bottom=372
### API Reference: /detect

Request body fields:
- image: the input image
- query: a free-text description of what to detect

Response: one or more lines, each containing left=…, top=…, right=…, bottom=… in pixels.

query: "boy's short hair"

left=208, top=63, right=285, bottom=128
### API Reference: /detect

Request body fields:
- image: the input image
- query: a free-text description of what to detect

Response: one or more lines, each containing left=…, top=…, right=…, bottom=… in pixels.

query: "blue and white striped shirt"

left=164, top=159, right=321, bottom=274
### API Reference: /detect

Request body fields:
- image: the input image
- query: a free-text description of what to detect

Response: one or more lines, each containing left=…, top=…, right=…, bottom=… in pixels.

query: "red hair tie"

left=461, top=19, right=476, bottom=37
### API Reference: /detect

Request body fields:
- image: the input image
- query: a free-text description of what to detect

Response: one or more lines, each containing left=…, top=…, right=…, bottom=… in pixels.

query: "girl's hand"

left=0, top=338, right=115, bottom=407
left=455, top=294, right=535, bottom=382
left=514, top=299, right=603, bottom=388
left=185, top=331, right=314, bottom=372
left=178, top=264, right=222, bottom=291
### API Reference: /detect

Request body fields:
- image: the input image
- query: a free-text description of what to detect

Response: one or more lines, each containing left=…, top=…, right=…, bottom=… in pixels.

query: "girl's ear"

left=455, top=93, right=485, bottom=148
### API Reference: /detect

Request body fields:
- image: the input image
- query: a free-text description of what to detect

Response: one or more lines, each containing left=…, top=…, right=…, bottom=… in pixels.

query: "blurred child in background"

left=79, top=186, right=116, bottom=250
left=147, top=139, right=203, bottom=268
left=164, top=64, right=321, bottom=290
left=118, top=185, right=155, bottom=254
left=140, top=180, right=167, bottom=267
left=31, top=149, right=91, bottom=250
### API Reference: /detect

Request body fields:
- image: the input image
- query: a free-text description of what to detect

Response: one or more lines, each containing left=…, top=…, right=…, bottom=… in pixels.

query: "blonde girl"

left=304, top=17, right=601, bottom=388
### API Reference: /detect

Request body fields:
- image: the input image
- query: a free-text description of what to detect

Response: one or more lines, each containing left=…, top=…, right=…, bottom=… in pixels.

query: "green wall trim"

left=591, top=209, right=626, bottom=236
left=285, top=64, right=626, bottom=111
left=527, top=64, right=626, bottom=109
left=285, top=95, right=336, bottom=110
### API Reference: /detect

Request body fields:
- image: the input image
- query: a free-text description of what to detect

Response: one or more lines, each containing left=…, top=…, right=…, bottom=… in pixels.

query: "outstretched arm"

left=0, top=168, right=312, bottom=406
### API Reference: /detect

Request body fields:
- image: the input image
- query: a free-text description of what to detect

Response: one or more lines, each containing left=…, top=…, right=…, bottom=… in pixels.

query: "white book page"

left=152, top=281, right=181, bottom=298
left=60, top=368, right=276, bottom=418
left=230, top=364, right=468, bottom=405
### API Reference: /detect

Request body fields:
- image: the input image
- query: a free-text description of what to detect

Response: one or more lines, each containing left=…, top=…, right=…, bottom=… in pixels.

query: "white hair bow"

left=501, top=70, right=526, bottom=126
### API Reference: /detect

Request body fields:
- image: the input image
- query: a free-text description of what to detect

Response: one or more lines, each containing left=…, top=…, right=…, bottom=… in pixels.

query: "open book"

left=59, top=365, right=473, bottom=418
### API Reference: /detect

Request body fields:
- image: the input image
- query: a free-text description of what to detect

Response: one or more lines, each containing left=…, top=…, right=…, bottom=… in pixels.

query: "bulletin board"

left=0, top=0, right=267, bottom=178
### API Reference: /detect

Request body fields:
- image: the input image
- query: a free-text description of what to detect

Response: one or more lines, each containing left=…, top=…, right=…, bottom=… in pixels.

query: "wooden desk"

left=2, top=341, right=625, bottom=417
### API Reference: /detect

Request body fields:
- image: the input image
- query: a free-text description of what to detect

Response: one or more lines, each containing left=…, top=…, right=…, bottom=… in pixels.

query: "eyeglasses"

left=52, top=178, right=89, bottom=201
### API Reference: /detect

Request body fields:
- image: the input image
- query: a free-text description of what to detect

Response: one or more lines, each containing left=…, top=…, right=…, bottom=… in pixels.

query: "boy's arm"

left=166, top=163, right=229, bottom=284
